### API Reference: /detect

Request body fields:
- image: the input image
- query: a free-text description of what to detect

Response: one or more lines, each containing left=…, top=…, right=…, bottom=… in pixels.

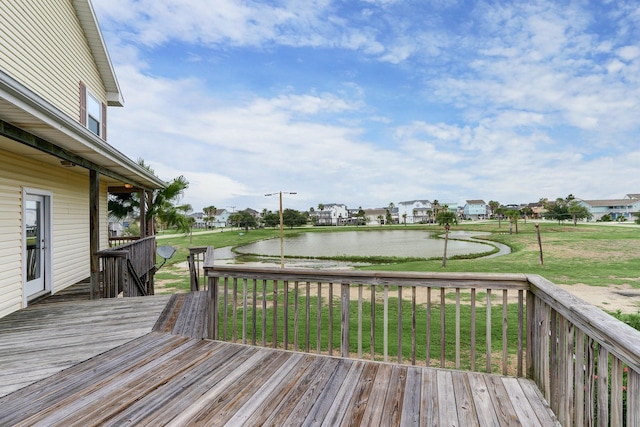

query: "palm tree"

left=436, top=208, right=457, bottom=268
left=505, top=209, right=520, bottom=234
left=432, top=200, right=440, bottom=220
left=108, top=159, right=190, bottom=235
left=488, top=200, right=500, bottom=219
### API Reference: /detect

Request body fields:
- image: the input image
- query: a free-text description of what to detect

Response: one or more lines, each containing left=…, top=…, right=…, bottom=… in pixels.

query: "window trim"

left=79, top=81, right=107, bottom=140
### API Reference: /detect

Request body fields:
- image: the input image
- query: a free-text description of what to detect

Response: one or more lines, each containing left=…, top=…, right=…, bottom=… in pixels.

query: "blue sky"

left=92, top=0, right=640, bottom=213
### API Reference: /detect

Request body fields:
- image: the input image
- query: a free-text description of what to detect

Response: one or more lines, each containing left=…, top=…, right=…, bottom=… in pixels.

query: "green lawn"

left=154, top=221, right=640, bottom=293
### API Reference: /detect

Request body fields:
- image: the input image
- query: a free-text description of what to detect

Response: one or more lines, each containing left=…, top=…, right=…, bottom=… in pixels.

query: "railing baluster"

left=470, top=288, right=476, bottom=372
left=370, top=285, right=375, bottom=361
left=328, top=283, right=333, bottom=356
left=411, top=286, right=416, bottom=366
left=262, top=279, right=267, bottom=347
left=306, top=281, right=310, bottom=353
left=598, top=346, right=610, bottom=426
left=223, top=277, right=229, bottom=341
left=232, top=278, right=238, bottom=343
left=284, top=280, right=289, bottom=350
left=517, top=289, right=523, bottom=377
left=272, top=280, right=278, bottom=348
left=574, top=329, right=585, bottom=427
left=242, top=278, right=248, bottom=345
left=251, top=278, right=257, bottom=346
left=426, top=287, right=431, bottom=367
left=317, top=282, right=322, bottom=354
left=585, top=337, right=596, bottom=424
left=486, top=288, right=491, bottom=373
left=397, top=285, right=402, bottom=364
left=440, top=287, right=445, bottom=368
left=455, top=288, right=460, bottom=370
left=341, top=282, right=350, bottom=358
left=384, top=285, right=389, bottom=363
left=502, top=289, right=508, bottom=375
left=610, top=357, right=623, bottom=427
left=294, top=281, right=299, bottom=351
left=628, top=369, right=640, bottom=426
left=358, top=284, right=363, bottom=359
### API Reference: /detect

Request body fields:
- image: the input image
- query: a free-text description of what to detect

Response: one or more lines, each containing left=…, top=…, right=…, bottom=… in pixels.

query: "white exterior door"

left=24, top=193, right=49, bottom=298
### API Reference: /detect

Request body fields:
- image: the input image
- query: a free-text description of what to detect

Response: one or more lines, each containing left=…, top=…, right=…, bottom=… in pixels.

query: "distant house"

left=212, top=209, right=231, bottom=228
left=363, top=208, right=388, bottom=226
left=579, top=198, right=640, bottom=221
left=398, top=200, right=432, bottom=224
left=188, top=212, right=207, bottom=229
left=0, top=0, right=165, bottom=317
left=463, top=200, right=487, bottom=220
left=317, top=204, right=348, bottom=226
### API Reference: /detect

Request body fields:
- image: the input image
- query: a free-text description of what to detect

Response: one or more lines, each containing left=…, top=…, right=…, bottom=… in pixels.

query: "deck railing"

left=108, top=236, right=141, bottom=247
left=203, top=247, right=640, bottom=426
left=96, top=236, right=156, bottom=297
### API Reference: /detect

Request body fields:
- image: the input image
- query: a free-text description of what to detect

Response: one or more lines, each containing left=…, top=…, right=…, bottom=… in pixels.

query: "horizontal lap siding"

left=0, top=147, right=109, bottom=317
left=0, top=0, right=105, bottom=119
left=0, top=178, right=22, bottom=318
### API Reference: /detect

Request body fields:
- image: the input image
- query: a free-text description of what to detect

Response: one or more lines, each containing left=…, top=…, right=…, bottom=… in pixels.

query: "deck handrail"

left=97, top=236, right=156, bottom=297
left=203, top=247, right=640, bottom=426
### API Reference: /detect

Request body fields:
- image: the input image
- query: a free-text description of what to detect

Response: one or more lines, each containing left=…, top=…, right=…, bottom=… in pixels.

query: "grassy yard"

left=154, top=221, right=640, bottom=294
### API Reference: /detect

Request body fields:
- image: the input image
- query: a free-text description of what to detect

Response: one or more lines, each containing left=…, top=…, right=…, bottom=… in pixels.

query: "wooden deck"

left=0, top=291, right=559, bottom=426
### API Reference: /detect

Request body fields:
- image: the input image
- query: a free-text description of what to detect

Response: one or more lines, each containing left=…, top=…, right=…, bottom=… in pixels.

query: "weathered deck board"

left=0, top=295, right=171, bottom=397
left=0, top=331, right=559, bottom=426
left=0, top=291, right=560, bottom=426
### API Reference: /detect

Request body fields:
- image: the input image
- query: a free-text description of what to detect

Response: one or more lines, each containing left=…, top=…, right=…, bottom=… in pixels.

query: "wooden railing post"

left=341, top=282, right=350, bottom=358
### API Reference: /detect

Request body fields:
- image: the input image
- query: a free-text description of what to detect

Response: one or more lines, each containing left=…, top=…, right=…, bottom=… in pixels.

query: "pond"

left=233, top=229, right=504, bottom=260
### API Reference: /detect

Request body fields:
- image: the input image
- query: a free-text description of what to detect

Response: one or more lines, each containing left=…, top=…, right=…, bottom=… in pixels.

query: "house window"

left=79, top=82, right=107, bottom=139
left=87, top=92, right=101, bottom=136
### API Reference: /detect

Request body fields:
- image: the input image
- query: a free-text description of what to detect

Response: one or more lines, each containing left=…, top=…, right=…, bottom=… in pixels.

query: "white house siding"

left=0, top=147, right=108, bottom=317
left=0, top=0, right=105, bottom=120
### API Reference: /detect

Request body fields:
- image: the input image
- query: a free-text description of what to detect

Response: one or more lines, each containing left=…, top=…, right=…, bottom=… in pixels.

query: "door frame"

left=22, top=187, right=53, bottom=306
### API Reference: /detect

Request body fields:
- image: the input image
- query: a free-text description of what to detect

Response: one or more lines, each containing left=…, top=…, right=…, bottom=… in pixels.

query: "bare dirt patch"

left=554, top=283, right=640, bottom=314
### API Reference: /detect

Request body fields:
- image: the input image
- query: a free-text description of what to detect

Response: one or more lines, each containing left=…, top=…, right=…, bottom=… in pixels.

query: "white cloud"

left=94, top=0, right=640, bottom=211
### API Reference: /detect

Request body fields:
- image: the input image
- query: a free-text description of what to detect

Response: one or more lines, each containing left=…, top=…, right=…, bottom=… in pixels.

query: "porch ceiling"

left=0, top=73, right=164, bottom=190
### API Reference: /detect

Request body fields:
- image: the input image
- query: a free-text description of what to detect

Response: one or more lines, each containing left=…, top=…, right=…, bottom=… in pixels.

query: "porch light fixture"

left=60, top=160, right=76, bottom=167
left=124, top=183, right=133, bottom=189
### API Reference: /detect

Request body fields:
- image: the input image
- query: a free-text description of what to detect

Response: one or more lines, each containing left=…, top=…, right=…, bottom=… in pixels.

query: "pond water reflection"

left=234, top=229, right=499, bottom=259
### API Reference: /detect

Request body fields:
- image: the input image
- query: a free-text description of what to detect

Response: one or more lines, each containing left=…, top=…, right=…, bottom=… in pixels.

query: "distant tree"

left=263, top=211, right=280, bottom=228
left=436, top=208, right=457, bottom=268
left=432, top=200, right=440, bottom=219
left=357, top=207, right=366, bottom=226
left=402, top=213, right=407, bottom=226
left=317, top=204, right=325, bottom=211
left=229, top=210, right=257, bottom=231
left=436, top=209, right=457, bottom=227
left=377, top=215, right=383, bottom=226
left=505, top=209, right=520, bottom=234
left=385, top=208, right=393, bottom=225
left=203, top=205, right=216, bottom=228
left=634, top=212, right=640, bottom=225
left=567, top=201, right=592, bottom=226
left=600, top=214, right=613, bottom=222
left=520, top=206, right=533, bottom=223
left=543, top=195, right=574, bottom=224
left=488, top=200, right=500, bottom=219
left=426, top=209, right=433, bottom=223
left=282, top=209, right=307, bottom=228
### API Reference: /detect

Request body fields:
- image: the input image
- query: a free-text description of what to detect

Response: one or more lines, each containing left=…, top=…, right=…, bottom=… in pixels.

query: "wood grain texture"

left=0, top=285, right=560, bottom=426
